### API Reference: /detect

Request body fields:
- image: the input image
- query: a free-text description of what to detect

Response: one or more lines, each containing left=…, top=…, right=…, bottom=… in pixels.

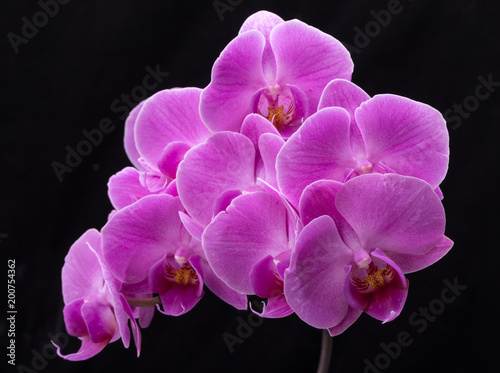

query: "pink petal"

left=158, top=284, right=204, bottom=317
left=298, top=179, right=343, bottom=227
left=179, top=211, right=204, bottom=241
left=177, top=132, right=256, bottom=226
left=202, top=192, right=289, bottom=294
left=366, top=250, right=409, bottom=322
left=63, top=299, right=87, bottom=337
left=355, top=94, right=449, bottom=188
left=200, top=31, right=267, bottom=132
left=284, top=215, right=352, bottom=329
left=62, top=229, right=104, bottom=305
left=318, top=78, right=370, bottom=114
left=298, top=179, right=361, bottom=249
left=250, top=255, right=283, bottom=299
left=107, top=167, right=151, bottom=210
left=101, top=194, right=184, bottom=284
left=386, top=235, right=454, bottom=274
left=135, top=87, right=210, bottom=170
left=318, top=79, right=370, bottom=158
left=240, top=114, right=280, bottom=179
left=239, top=10, right=284, bottom=80
left=259, top=133, right=284, bottom=189
left=240, top=113, right=280, bottom=149
left=272, top=20, right=353, bottom=114
left=123, top=101, right=145, bottom=170
left=335, top=173, right=446, bottom=255
left=157, top=141, right=192, bottom=180
left=81, top=300, right=117, bottom=343
left=276, top=107, right=355, bottom=207
left=199, top=257, right=248, bottom=310
left=55, top=336, right=109, bottom=361
left=327, top=306, right=363, bottom=336
left=239, top=10, right=285, bottom=37
left=251, top=294, right=294, bottom=319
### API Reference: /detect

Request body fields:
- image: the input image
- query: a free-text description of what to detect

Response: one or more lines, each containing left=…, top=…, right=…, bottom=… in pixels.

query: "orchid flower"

left=277, top=79, right=449, bottom=207
left=109, top=87, right=212, bottom=206
left=55, top=229, right=140, bottom=360
left=200, top=11, right=353, bottom=137
left=176, top=128, right=286, bottom=228
left=101, top=194, right=247, bottom=315
left=284, top=173, right=453, bottom=335
left=202, top=191, right=297, bottom=318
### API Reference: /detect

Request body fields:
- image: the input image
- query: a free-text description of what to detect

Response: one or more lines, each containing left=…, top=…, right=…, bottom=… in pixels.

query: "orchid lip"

left=256, top=84, right=296, bottom=128
left=164, top=261, right=199, bottom=286
left=350, top=261, right=395, bottom=293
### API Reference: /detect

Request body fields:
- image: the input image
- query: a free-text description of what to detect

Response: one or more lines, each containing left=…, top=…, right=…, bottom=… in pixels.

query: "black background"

left=2, top=0, right=499, bottom=372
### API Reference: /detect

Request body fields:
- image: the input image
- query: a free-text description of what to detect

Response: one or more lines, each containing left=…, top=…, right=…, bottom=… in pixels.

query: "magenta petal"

left=299, top=179, right=343, bottom=227
left=239, top=11, right=285, bottom=37
left=366, top=250, right=409, bottom=322
left=135, top=88, right=210, bottom=169
left=62, top=229, right=103, bottom=304
left=107, top=167, right=151, bottom=210
left=81, top=300, right=116, bottom=343
left=318, top=79, right=370, bottom=112
left=55, top=336, right=109, bottom=361
left=327, top=306, right=363, bottom=336
left=199, top=257, right=247, bottom=310
left=179, top=211, right=204, bottom=241
left=318, top=79, right=370, bottom=158
left=387, top=236, right=454, bottom=273
left=157, top=141, right=192, bottom=179
left=63, top=299, right=87, bottom=337
left=177, top=132, right=256, bottom=226
left=240, top=113, right=280, bottom=149
left=250, top=255, right=283, bottom=299
left=272, top=20, right=353, bottom=114
left=259, top=133, right=284, bottom=188
left=203, top=192, right=289, bottom=294
left=240, top=114, right=280, bottom=179
left=277, top=107, right=354, bottom=207
left=188, top=255, right=206, bottom=298
left=114, top=293, right=140, bottom=354
left=355, top=94, right=450, bottom=188
left=251, top=294, right=294, bottom=319
left=200, top=31, right=267, bottom=132
left=158, top=284, right=204, bottom=317
left=102, top=194, right=184, bottom=284
left=284, top=215, right=352, bottom=329
left=336, top=174, right=446, bottom=255
left=298, top=179, right=361, bottom=249
left=88, top=245, right=138, bottom=351
left=124, top=102, right=145, bottom=170
left=239, top=11, right=284, bottom=80
left=149, top=256, right=171, bottom=294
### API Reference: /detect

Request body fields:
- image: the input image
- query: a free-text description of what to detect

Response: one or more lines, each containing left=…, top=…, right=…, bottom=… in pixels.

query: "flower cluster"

left=56, top=10, right=452, bottom=359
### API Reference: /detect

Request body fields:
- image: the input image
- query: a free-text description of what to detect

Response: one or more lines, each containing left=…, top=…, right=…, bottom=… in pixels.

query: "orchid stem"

left=125, top=296, right=161, bottom=308
left=316, top=329, right=333, bottom=373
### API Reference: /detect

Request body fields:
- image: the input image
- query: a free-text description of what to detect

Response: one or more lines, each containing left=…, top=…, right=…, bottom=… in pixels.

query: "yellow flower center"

left=173, top=267, right=198, bottom=285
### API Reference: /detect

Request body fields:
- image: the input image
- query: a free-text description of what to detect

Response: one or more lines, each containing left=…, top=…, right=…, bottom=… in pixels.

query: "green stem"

left=316, top=329, right=333, bottom=373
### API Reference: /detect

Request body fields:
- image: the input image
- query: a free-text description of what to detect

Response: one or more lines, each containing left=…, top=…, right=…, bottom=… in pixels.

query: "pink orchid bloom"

left=284, top=173, right=453, bottom=335
left=109, top=87, right=212, bottom=208
left=200, top=11, right=353, bottom=137
left=101, top=194, right=246, bottom=315
left=202, top=191, right=297, bottom=318
left=277, top=79, right=450, bottom=207
left=55, top=229, right=140, bottom=360
left=176, top=127, right=286, bottom=228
